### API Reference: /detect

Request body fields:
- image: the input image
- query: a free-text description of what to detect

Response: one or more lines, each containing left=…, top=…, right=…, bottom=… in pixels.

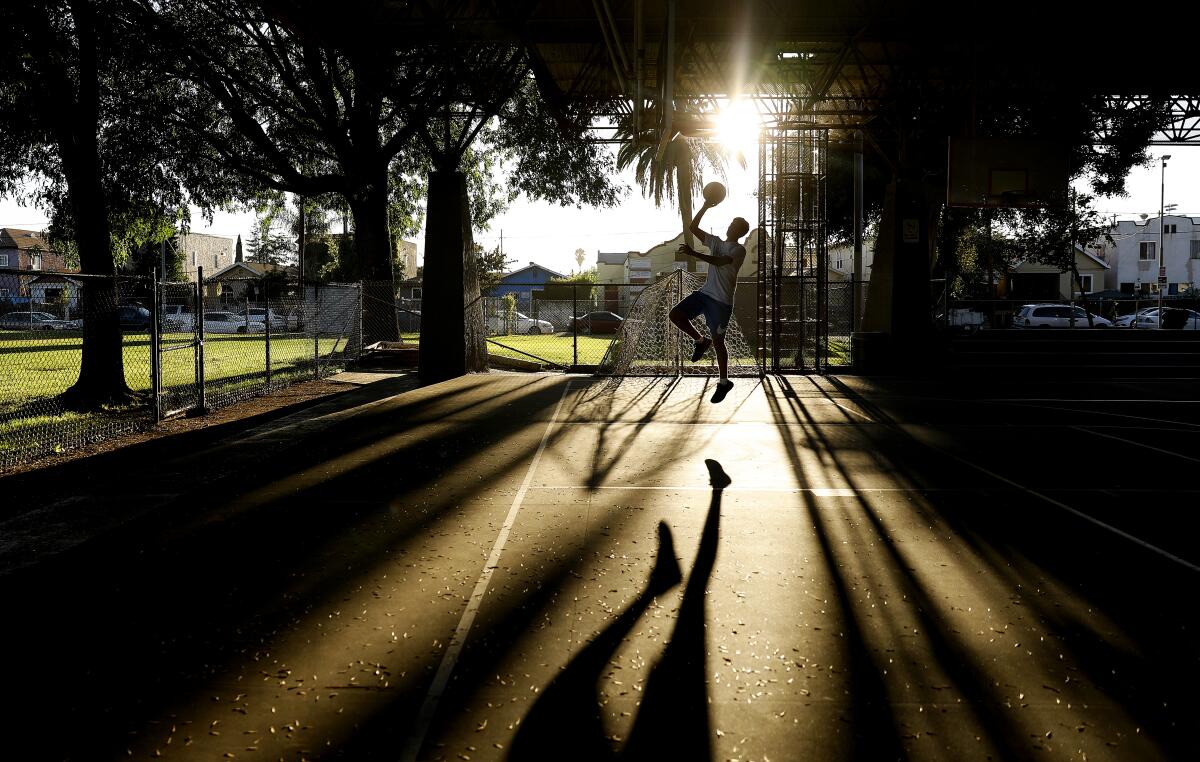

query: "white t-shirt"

left=699, top=233, right=746, bottom=305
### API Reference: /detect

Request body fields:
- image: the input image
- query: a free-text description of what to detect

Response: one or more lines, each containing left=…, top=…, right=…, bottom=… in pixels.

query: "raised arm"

left=689, top=201, right=712, bottom=242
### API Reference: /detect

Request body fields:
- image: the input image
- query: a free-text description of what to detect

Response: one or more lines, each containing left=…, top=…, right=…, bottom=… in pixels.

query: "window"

left=412, top=287, right=422, bottom=299
left=213, top=254, right=218, bottom=267
left=1120, top=282, right=1135, bottom=294
left=1139, top=241, right=1157, bottom=260
left=1165, top=224, right=1177, bottom=234
left=1191, top=240, right=1200, bottom=259
left=1078, top=274, right=1093, bottom=293
left=30, top=254, right=42, bottom=270
left=191, top=252, right=197, bottom=266
left=0, top=254, right=8, bottom=267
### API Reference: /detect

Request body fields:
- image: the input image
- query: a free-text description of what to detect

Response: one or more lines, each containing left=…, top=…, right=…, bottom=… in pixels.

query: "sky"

left=2, top=145, right=1197, bottom=277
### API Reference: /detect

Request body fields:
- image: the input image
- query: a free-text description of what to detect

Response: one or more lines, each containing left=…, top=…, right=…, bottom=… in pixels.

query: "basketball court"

left=3, top=371, right=1196, bottom=760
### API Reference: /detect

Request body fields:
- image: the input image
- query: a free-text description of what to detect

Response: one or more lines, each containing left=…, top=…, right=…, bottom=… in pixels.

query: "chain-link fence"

left=1, top=271, right=153, bottom=468
left=1, top=268, right=362, bottom=470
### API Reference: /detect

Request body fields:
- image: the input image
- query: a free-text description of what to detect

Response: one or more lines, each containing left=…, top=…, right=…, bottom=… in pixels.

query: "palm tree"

left=615, top=112, right=743, bottom=260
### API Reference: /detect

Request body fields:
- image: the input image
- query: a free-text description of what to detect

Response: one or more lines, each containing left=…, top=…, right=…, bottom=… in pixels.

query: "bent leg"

left=669, top=307, right=704, bottom=342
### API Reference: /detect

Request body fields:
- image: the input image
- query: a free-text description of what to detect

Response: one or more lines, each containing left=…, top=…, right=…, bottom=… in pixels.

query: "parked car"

left=118, top=305, right=153, bottom=332
left=0, top=311, right=76, bottom=331
left=1013, top=304, right=1112, bottom=328
left=161, top=304, right=194, bottom=332
left=1113, top=307, right=1155, bottom=328
left=202, top=311, right=266, bottom=334
left=1123, top=307, right=1200, bottom=330
left=569, top=310, right=625, bottom=334
left=246, top=307, right=293, bottom=332
left=487, top=311, right=554, bottom=335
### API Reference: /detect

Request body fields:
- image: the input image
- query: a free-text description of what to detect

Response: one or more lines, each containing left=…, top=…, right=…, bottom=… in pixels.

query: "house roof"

left=500, top=263, right=565, bottom=280
left=28, top=274, right=83, bottom=285
left=0, top=228, right=50, bottom=251
left=1013, top=244, right=1109, bottom=272
left=207, top=261, right=297, bottom=280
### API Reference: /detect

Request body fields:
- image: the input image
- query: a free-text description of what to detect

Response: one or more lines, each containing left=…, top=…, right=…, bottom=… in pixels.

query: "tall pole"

left=1158, top=155, right=1170, bottom=324
left=852, top=129, right=864, bottom=332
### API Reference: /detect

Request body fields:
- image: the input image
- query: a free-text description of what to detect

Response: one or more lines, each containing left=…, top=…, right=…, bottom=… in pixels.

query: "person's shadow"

left=509, top=459, right=728, bottom=761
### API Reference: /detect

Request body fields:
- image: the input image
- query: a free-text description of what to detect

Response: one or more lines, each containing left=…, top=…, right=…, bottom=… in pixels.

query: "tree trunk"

left=420, top=168, right=488, bottom=381
left=346, top=164, right=399, bottom=345
left=56, top=0, right=134, bottom=410
left=677, top=151, right=697, bottom=270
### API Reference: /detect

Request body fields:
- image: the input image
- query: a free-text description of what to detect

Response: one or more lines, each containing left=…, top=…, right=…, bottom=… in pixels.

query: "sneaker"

left=648, top=521, right=682, bottom=594
left=710, top=378, right=733, bottom=403
left=690, top=337, right=712, bottom=362
left=704, top=459, right=732, bottom=490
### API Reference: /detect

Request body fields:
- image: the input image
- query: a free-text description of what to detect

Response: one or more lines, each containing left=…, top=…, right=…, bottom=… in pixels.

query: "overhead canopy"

left=368, top=1, right=1200, bottom=144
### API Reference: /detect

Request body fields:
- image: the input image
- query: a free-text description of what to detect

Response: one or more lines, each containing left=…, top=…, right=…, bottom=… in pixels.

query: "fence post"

left=358, top=281, right=364, bottom=360
left=149, top=268, right=161, bottom=424
left=192, top=265, right=208, bottom=415
left=313, top=281, right=321, bottom=380
left=264, top=279, right=272, bottom=393
left=675, top=271, right=683, bottom=376
left=572, top=283, right=578, bottom=369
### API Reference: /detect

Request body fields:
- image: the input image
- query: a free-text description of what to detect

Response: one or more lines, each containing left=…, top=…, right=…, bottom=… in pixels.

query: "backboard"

left=947, top=138, right=1070, bottom=208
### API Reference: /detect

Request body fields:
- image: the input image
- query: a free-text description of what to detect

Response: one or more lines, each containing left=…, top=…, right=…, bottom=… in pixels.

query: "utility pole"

left=1158, top=154, right=1171, bottom=324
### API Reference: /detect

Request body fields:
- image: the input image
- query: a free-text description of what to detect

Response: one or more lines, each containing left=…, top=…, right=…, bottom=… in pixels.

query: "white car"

left=201, top=311, right=266, bottom=334
left=161, top=304, right=194, bottom=332
left=1113, top=308, right=1154, bottom=328
left=487, top=311, right=554, bottom=335
left=246, top=307, right=295, bottom=332
left=1014, top=304, right=1113, bottom=328
left=1122, top=307, right=1200, bottom=330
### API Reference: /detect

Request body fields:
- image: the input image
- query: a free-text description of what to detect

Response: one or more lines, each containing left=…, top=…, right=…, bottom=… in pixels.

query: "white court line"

left=928, top=445, right=1200, bottom=574
left=1072, top=425, right=1200, bottom=465
left=533, top=484, right=1200, bottom=495
left=400, top=380, right=573, bottom=762
left=537, top=485, right=887, bottom=495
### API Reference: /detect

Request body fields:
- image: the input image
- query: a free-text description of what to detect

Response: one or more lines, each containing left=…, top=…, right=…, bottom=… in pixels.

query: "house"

left=1009, top=244, right=1110, bottom=301
left=489, top=262, right=566, bottom=309
left=176, top=232, right=236, bottom=283
left=0, top=228, right=71, bottom=299
left=205, top=261, right=298, bottom=302
left=595, top=229, right=770, bottom=316
left=829, top=240, right=876, bottom=281
left=1094, top=215, right=1200, bottom=296
left=26, top=274, right=83, bottom=318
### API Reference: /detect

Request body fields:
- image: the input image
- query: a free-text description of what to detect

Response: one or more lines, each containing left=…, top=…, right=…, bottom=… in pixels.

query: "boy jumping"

left=670, top=200, right=749, bottom=403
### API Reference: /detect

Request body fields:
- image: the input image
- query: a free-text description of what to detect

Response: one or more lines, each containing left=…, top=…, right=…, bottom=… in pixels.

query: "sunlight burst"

left=716, top=99, right=760, bottom=157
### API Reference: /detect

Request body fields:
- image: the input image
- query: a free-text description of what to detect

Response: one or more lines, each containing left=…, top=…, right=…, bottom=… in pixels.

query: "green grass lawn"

left=0, top=331, right=344, bottom=412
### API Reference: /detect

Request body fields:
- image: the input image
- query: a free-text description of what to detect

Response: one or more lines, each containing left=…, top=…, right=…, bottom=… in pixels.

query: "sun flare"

left=716, top=99, right=760, bottom=157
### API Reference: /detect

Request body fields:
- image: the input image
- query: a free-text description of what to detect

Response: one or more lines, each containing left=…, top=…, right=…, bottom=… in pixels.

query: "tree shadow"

left=509, top=459, right=728, bottom=761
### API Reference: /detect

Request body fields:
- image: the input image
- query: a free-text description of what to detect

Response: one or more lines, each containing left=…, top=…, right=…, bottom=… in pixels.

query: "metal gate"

left=758, top=124, right=830, bottom=372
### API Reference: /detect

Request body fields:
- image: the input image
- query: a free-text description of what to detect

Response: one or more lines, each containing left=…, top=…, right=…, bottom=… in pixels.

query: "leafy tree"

left=477, top=244, right=514, bottom=292
left=615, top=113, right=740, bottom=256
left=0, top=0, right=195, bottom=408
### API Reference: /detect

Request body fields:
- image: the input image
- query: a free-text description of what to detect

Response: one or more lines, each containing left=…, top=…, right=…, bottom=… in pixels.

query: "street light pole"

left=1158, top=154, right=1171, bottom=324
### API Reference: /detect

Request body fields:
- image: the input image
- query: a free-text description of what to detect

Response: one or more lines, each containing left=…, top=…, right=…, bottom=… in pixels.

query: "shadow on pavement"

left=509, top=459, right=727, bottom=761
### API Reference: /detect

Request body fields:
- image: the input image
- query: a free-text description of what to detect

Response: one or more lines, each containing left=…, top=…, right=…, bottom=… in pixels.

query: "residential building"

left=489, top=262, right=566, bottom=309
left=1009, top=245, right=1109, bottom=301
left=829, top=240, right=876, bottom=282
left=26, top=274, right=83, bottom=318
left=1096, top=215, right=1200, bottom=296
left=205, top=261, right=298, bottom=301
left=0, top=228, right=71, bottom=299
left=177, top=232, right=236, bottom=283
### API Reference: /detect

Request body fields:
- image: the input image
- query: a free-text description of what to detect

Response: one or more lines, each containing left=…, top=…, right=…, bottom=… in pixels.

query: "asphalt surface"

left=1, top=372, right=1197, bottom=761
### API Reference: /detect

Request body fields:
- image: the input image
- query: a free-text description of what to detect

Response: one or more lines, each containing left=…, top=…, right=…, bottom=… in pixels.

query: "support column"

left=420, top=169, right=488, bottom=381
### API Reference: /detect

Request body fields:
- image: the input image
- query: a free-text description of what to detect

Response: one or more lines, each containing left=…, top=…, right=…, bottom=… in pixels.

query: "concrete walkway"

left=1, top=373, right=1196, bottom=760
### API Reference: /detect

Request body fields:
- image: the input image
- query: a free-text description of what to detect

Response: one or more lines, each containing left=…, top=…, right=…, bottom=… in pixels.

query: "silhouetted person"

left=670, top=201, right=749, bottom=403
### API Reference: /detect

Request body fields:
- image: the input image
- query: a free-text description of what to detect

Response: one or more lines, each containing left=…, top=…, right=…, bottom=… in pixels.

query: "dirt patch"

left=0, top=379, right=358, bottom=478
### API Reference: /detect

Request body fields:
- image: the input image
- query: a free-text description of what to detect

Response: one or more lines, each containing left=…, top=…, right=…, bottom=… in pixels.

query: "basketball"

left=702, top=181, right=727, bottom=205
